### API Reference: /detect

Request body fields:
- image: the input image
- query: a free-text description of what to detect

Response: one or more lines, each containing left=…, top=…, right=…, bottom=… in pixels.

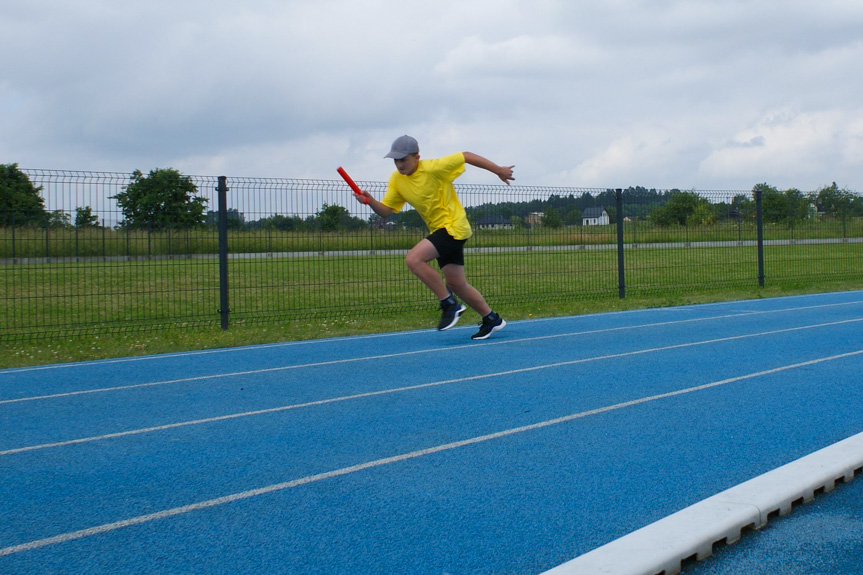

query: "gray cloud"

left=1, top=0, right=861, bottom=191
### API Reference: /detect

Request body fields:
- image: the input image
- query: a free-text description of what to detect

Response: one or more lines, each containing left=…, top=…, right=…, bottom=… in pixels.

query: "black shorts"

left=427, top=228, right=466, bottom=268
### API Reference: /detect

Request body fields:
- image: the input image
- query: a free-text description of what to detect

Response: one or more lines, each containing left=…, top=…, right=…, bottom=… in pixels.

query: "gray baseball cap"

left=384, top=135, right=419, bottom=159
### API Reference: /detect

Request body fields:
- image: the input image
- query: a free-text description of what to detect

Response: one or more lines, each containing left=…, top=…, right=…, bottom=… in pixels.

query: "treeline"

left=251, top=184, right=863, bottom=233
left=645, top=183, right=863, bottom=227
left=3, top=164, right=861, bottom=233
left=465, top=183, right=863, bottom=229
left=1, top=165, right=207, bottom=231
left=465, top=187, right=659, bottom=229
left=0, top=164, right=102, bottom=229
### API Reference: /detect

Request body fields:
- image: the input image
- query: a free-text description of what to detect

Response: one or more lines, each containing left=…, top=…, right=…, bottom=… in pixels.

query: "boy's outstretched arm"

left=463, top=152, right=515, bottom=185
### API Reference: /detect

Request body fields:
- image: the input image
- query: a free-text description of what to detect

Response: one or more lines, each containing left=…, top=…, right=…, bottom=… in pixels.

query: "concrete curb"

left=541, top=431, right=863, bottom=575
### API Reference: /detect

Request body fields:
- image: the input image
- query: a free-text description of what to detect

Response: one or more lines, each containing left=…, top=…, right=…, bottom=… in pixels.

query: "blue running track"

left=2, top=291, right=863, bottom=574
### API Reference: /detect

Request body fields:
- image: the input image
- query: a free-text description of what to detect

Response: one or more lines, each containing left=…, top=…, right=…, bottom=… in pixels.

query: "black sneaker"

left=471, top=314, right=506, bottom=340
left=438, top=301, right=467, bottom=330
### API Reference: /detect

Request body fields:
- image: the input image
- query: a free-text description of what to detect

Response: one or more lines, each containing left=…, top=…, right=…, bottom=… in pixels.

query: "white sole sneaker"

left=438, top=303, right=467, bottom=331
left=471, top=318, right=506, bottom=340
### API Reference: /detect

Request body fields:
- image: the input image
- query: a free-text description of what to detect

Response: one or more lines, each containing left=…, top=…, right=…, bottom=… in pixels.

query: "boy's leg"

left=406, top=239, right=466, bottom=330
left=405, top=239, right=449, bottom=299
left=443, top=263, right=506, bottom=340
left=441, top=264, right=491, bottom=317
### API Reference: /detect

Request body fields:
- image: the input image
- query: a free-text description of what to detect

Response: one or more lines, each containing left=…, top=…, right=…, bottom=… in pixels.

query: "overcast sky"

left=2, top=0, right=861, bottom=192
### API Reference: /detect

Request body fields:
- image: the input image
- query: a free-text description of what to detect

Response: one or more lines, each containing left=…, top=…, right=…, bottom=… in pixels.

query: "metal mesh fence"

left=1, top=169, right=861, bottom=341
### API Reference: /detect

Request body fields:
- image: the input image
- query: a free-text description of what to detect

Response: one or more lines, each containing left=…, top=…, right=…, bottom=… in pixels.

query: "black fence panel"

left=1, top=170, right=861, bottom=341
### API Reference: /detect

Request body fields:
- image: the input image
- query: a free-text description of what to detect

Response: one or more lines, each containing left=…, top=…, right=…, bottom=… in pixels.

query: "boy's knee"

left=404, top=253, right=422, bottom=270
left=445, top=277, right=468, bottom=293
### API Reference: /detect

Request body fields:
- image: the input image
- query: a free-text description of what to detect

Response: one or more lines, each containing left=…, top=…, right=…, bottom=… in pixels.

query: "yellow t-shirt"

left=382, top=152, right=472, bottom=240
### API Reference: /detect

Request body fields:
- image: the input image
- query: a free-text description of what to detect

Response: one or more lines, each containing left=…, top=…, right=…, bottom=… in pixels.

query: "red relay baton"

left=337, top=167, right=369, bottom=204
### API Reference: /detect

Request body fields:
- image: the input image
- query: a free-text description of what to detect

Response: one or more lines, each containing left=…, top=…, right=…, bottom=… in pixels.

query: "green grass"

left=3, top=218, right=861, bottom=259
left=2, top=224, right=861, bottom=369
left=2, top=278, right=860, bottom=370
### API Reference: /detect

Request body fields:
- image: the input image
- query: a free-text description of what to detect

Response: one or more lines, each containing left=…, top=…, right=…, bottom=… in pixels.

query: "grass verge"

left=3, top=282, right=858, bottom=369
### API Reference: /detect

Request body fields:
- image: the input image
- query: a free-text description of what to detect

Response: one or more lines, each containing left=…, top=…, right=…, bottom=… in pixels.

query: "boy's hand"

left=354, top=190, right=371, bottom=205
left=496, top=165, right=515, bottom=185
left=463, top=152, right=515, bottom=186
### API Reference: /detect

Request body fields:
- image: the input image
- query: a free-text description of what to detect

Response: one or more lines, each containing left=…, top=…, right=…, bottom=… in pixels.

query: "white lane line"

left=3, top=296, right=862, bottom=376
left=3, top=300, right=862, bottom=405
left=3, top=318, right=863, bottom=457
left=0, top=328, right=428, bottom=373
left=2, top=348, right=862, bottom=558
left=5, top=313, right=745, bottom=405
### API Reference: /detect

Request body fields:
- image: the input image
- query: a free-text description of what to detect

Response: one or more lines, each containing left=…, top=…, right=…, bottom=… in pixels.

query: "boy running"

left=354, top=135, right=514, bottom=340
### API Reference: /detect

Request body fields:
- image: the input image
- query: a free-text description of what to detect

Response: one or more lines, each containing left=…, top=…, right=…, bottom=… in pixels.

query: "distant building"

left=475, top=216, right=513, bottom=230
left=526, top=212, right=544, bottom=227
left=582, top=207, right=610, bottom=226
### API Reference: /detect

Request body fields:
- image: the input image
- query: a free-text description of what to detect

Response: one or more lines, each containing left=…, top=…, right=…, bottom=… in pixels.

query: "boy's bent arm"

left=463, top=152, right=515, bottom=185
left=355, top=190, right=393, bottom=218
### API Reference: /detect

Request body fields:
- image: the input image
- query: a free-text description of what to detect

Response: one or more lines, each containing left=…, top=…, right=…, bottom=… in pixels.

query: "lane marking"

left=3, top=300, right=863, bottom=405
left=3, top=296, right=862, bottom=376
left=3, top=317, right=863, bottom=457
left=2, top=348, right=862, bottom=558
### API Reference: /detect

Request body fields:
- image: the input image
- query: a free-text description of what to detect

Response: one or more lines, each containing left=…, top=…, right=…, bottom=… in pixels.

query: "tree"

left=783, top=188, right=811, bottom=222
left=254, top=214, right=307, bottom=232
left=316, top=203, right=367, bottom=231
left=111, top=168, right=207, bottom=230
left=206, top=208, right=244, bottom=230
left=390, top=208, right=425, bottom=230
left=0, top=163, right=47, bottom=226
left=318, top=204, right=345, bottom=231
left=564, top=207, right=582, bottom=226
left=542, top=207, right=563, bottom=228
left=755, top=183, right=783, bottom=223
left=46, top=210, right=71, bottom=229
left=687, top=202, right=716, bottom=226
left=756, top=184, right=810, bottom=224
left=75, top=206, right=100, bottom=228
left=815, top=182, right=854, bottom=218
left=649, top=190, right=709, bottom=227
left=729, top=194, right=754, bottom=220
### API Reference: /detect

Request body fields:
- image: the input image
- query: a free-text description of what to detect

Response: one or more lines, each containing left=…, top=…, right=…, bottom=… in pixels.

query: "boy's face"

left=394, top=153, right=420, bottom=176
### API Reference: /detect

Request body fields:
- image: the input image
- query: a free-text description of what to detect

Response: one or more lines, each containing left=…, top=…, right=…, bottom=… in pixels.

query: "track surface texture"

left=2, top=291, right=862, bottom=574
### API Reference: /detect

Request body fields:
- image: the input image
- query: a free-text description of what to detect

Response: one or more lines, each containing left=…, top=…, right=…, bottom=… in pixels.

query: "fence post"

left=217, top=176, right=230, bottom=330
left=616, top=188, right=625, bottom=299
left=755, top=187, right=765, bottom=288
